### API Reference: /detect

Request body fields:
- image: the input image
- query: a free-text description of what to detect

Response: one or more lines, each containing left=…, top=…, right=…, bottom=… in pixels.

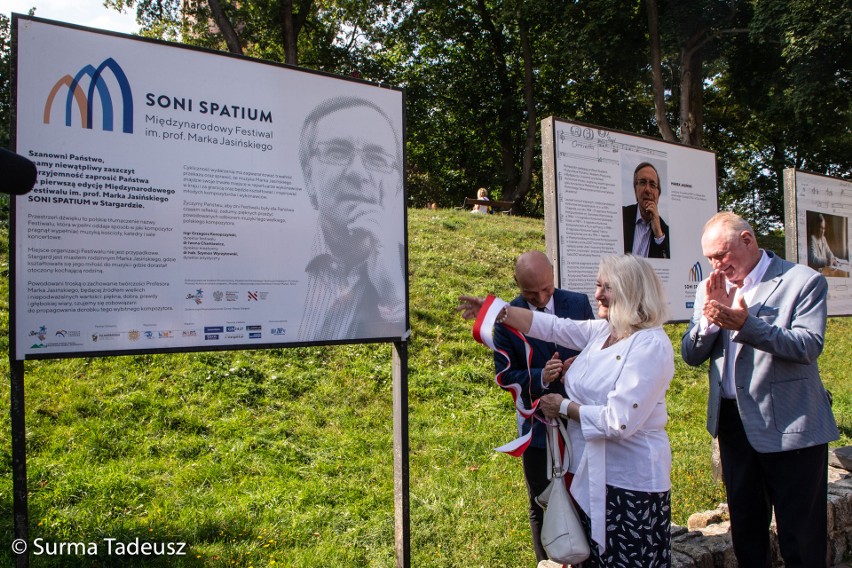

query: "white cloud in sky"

left=0, top=0, right=138, bottom=34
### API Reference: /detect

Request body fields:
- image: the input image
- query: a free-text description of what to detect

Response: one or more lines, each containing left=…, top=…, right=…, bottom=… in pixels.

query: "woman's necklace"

left=602, top=334, right=621, bottom=349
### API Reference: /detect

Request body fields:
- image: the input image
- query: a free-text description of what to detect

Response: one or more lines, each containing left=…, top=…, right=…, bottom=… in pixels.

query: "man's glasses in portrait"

left=634, top=178, right=659, bottom=191
left=314, top=141, right=398, bottom=174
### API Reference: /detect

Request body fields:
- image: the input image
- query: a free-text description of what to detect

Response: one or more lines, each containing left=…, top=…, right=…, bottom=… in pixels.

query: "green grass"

left=0, top=208, right=849, bottom=566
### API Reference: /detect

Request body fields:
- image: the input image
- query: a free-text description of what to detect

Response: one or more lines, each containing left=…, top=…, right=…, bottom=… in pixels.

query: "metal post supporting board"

left=392, top=340, right=410, bottom=568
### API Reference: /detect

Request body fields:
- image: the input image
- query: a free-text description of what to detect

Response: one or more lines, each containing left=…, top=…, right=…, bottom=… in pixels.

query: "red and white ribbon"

left=472, top=295, right=538, bottom=457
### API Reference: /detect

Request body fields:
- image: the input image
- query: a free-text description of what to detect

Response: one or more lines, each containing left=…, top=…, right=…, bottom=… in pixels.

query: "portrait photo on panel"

left=297, top=96, right=406, bottom=341
left=806, top=210, right=849, bottom=277
left=622, top=158, right=670, bottom=259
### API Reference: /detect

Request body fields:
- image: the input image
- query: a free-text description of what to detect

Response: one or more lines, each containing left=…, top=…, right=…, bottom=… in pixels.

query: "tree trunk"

left=646, top=0, right=677, bottom=143
left=279, top=0, right=298, bottom=65
left=513, top=19, right=536, bottom=210
left=475, top=0, right=519, bottom=201
left=207, top=0, right=242, bottom=55
left=679, top=35, right=705, bottom=147
left=690, top=49, right=704, bottom=148
left=649, top=0, right=744, bottom=147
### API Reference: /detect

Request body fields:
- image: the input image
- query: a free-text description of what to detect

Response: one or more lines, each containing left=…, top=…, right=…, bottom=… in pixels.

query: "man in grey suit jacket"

left=682, top=212, right=838, bottom=567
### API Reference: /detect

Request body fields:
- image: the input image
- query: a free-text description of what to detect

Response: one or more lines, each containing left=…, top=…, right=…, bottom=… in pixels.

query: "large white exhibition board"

left=784, top=169, right=852, bottom=317
left=13, top=17, right=407, bottom=359
left=542, top=118, right=718, bottom=321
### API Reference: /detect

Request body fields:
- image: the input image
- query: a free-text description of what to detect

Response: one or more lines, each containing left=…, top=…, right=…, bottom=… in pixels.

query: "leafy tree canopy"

left=3, top=0, right=849, bottom=227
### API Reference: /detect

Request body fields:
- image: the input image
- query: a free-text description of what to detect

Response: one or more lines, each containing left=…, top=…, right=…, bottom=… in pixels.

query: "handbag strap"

left=545, top=418, right=572, bottom=480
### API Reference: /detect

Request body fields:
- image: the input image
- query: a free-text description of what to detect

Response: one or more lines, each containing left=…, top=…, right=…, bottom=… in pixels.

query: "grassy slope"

left=0, top=208, right=848, bottom=567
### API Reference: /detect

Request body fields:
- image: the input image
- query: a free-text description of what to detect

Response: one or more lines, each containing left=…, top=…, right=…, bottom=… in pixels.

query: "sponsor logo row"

left=27, top=323, right=285, bottom=350
left=186, top=289, right=270, bottom=305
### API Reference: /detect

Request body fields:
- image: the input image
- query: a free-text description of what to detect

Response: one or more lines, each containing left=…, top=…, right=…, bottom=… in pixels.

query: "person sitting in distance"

left=470, top=187, right=491, bottom=214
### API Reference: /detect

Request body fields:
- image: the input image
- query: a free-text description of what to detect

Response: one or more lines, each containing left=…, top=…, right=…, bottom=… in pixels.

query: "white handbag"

left=536, top=419, right=591, bottom=565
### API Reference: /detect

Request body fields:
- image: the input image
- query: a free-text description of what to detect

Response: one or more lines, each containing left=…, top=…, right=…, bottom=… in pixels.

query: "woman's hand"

left=539, top=393, right=565, bottom=419
left=456, top=295, right=485, bottom=320
left=456, top=296, right=533, bottom=334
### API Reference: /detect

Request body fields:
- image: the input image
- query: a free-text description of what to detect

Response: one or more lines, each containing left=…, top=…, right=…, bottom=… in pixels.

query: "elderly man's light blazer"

left=681, top=252, right=838, bottom=453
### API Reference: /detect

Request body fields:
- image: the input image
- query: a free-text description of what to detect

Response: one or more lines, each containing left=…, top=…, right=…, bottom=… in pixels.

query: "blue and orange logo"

left=688, top=261, right=704, bottom=282
left=43, top=57, right=133, bottom=133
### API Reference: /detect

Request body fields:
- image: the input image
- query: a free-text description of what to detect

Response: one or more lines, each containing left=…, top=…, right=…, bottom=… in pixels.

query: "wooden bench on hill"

left=457, top=197, right=515, bottom=214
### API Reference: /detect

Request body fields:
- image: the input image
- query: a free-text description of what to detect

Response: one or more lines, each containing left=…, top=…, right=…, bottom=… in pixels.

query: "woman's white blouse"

left=528, top=313, right=675, bottom=552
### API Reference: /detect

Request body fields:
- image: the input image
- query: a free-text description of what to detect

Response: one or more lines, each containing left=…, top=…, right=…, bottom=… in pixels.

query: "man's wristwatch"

left=559, top=398, right=571, bottom=419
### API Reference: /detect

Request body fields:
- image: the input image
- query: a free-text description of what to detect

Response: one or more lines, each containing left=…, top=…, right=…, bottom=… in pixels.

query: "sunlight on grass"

left=0, top=210, right=848, bottom=566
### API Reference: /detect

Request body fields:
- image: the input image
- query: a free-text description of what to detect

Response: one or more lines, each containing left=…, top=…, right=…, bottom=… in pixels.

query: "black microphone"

left=0, top=147, right=38, bottom=196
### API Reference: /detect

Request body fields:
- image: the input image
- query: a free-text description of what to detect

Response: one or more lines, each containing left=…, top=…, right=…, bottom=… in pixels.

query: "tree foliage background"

left=2, top=0, right=850, bottom=226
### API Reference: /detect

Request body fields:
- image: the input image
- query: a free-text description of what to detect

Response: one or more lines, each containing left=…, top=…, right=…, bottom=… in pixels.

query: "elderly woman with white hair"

left=458, top=254, right=674, bottom=567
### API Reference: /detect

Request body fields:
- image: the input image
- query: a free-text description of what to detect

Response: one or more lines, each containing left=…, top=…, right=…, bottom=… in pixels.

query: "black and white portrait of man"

left=297, top=96, right=406, bottom=341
